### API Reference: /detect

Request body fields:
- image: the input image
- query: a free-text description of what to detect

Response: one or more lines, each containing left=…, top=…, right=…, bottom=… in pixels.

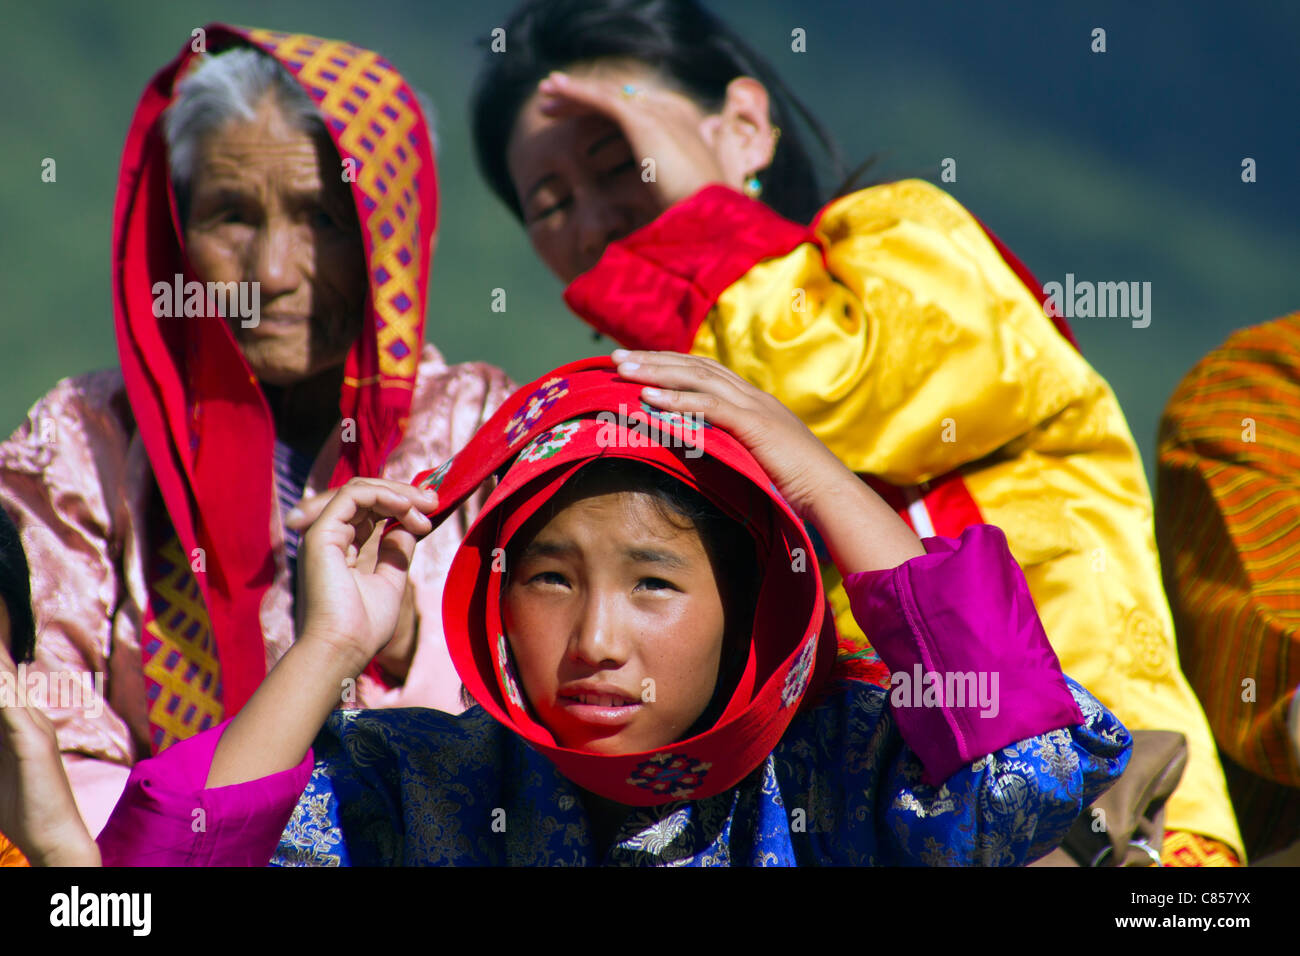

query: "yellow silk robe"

left=566, top=178, right=1242, bottom=859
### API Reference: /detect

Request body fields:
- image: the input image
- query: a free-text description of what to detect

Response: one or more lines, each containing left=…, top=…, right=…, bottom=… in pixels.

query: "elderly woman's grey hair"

left=163, top=46, right=438, bottom=222
left=164, top=48, right=324, bottom=222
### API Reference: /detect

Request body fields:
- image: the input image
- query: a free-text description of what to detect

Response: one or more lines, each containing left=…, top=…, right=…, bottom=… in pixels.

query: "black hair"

left=0, top=504, right=36, bottom=663
left=471, top=0, right=848, bottom=225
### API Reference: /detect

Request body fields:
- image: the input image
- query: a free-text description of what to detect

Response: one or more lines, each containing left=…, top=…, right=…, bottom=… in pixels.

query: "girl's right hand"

left=297, top=478, right=436, bottom=669
left=205, top=478, right=436, bottom=790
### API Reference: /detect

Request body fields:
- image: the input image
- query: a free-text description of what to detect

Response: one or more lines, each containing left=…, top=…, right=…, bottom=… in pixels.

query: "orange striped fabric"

left=1156, top=311, right=1300, bottom=859
left=1160, top=829, right=1240, bottom=867
left=0, top=833, right=30, bottom=867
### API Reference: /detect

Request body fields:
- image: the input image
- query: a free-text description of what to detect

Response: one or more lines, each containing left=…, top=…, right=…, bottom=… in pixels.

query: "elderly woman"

left=0, top=25, right=512, bottom=837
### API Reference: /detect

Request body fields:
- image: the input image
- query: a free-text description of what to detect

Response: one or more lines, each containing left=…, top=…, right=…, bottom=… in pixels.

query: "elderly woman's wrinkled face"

left=184, top=94, right=366, bottom=386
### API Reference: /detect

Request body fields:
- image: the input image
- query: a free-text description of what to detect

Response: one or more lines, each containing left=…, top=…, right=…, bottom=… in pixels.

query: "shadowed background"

left=2, top=0, right=1295, bottom=481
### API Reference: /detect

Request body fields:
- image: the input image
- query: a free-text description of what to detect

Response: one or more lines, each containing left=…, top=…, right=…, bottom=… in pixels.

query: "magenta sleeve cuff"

left=96, top=720, right=313, bottom=866
left=843, top=524, right=1084, bottom=786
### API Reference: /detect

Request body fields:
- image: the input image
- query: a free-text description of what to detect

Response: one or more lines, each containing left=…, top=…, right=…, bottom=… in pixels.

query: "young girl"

left=1, top=353, right=1124, bottom=866
left=469, top=0, right=1240, bottom=862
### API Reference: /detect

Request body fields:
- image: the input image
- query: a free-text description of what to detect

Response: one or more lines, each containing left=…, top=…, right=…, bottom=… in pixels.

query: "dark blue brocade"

left=271, top=678, right=1130, bottom=866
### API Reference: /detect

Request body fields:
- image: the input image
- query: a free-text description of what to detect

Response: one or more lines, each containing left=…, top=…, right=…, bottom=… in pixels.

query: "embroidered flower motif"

left=1031, top=728, right=1080, bottom=783
left=638, top=401, right=711, bottom=431
left=1123, top=607, right=1170, bottom=680
left=617, top=806, right=692, bottom=855
left=517, top=420, right=583, bottom=463
left=419, top=455, right=454, bottom=491
left=505, top=377, right=569, bottom=444
left=496, top=633, right=524, bottom=710
left=275, top=779, right=343, bottom=866
left=781, top=638, right=817, bottom=708
left=626, top=753, right=712, bottom=800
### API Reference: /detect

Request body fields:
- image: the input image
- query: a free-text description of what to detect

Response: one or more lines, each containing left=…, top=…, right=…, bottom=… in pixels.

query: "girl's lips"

left=557, top=695, right=643, bottom=726
left=566, top=692, right=636, bottom=707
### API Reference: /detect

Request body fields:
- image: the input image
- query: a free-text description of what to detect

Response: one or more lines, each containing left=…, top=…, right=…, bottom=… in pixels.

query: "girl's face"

left=502, top=483, right=728, bottom=755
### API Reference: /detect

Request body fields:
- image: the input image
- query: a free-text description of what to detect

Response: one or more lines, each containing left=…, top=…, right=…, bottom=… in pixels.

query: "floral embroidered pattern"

left=497, top=633, right=525, bottom=710
left=627, top=752, right=713, bottom=800
left=615, top=806, right=692, bottom=855
left=419, top=455, right=454, bottom=491
left=1123, top=606, right=1171, bottom=680
left=638, top=401, right=711, bottom=431
left=517, top=420, right=583, bottom=463
left=273, top=771, right=344, bottom=866
left=272, top=677, right=1129, bottom=866
left=781, top=638, right=817, bottom=708
left=505, top=376, right=569, bottom=445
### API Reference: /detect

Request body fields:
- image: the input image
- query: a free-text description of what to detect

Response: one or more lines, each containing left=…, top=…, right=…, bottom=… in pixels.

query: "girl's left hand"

left=613, top=350, right=926, bottom=573
left=611, top=350, right=849, bottom=518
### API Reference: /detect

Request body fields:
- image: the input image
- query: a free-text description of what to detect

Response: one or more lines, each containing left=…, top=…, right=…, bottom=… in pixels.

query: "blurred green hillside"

left=2, top=0, right=1296, bottom=483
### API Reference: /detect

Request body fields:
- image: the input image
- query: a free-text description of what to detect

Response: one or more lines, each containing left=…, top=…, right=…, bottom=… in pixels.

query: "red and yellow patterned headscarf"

left=113, top=25, right=436, bottom=739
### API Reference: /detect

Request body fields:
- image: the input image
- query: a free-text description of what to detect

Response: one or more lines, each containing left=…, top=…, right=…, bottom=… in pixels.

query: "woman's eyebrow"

left=517, top=540, right=690, bottom=569
left=520, top=538, right=574, bottom=559
left=625, top=547, right=689, bottom=570
left=188, top=185, right=254, bottom=209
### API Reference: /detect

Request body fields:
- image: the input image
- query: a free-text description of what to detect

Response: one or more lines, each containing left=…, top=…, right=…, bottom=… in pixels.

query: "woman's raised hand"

left=0, top=641, right=100, bottom=866
left=297, top=478, right=435, bottom=671
left=614, top=350, right=925, bottom=573
left=537, top=71, right=728, bottom=209
left=206, top=478, right=436, bottom=790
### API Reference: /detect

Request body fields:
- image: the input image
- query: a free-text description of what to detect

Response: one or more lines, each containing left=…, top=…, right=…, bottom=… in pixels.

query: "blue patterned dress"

left=272, top=676, right=1128, bottom=867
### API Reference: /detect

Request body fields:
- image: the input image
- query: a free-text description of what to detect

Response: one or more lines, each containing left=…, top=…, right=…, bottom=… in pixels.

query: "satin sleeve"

left=0, top=372, right=140, bottom=833
left=1156, top=314, right=1300, bottom=786
left=708, top=181, right=1100, bottom=482
left=816, top=525, right=1129, bottom=865
left=96, top=720, right=313, bottom=866
left=842, top=524, right=1084, bottom=784
left=871, top=677, right=1130, bottom=865
left=566, top=180, right=1095, bottom=484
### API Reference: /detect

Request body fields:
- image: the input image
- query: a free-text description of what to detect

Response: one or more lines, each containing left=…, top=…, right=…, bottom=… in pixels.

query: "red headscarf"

left=412, top=358, right=840, bottom=804
left=114, top=25, right=436, bottom=721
